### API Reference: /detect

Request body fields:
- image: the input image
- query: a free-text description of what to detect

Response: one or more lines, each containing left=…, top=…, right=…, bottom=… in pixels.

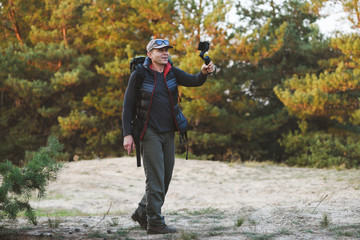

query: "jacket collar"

left=143, top=57, right=172, bottom=77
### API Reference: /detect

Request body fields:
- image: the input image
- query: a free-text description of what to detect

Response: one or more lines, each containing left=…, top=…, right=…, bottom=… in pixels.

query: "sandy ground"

left=3, top=157, right=360, bottom=239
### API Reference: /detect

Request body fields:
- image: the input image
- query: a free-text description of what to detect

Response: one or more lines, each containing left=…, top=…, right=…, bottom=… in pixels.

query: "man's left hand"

left=201, top=61, right=215, bottom=75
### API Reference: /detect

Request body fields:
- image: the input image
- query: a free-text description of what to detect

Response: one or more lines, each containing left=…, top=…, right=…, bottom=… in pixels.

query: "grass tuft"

left=47, top=217, right=62, bottom=228
left=180, top=230, right=198, bottom=240
left=186, top=207, right=218, bottom=216
left=320, top=213, right=330, bottom=228
left=242, top=231, right=277, bottom=240
left=330, top=224, right=360, bottom=238
left=235, top=217, right=246, bottom=227
left=88, top=230, right=107, bottom=238
left=106, top=217, right=119, bottom=226
left=116, top=228, right=130, bottom=237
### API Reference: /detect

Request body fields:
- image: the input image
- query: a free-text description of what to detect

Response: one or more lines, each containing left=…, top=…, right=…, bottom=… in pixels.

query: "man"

left=122, top=39, right=214, bottom=234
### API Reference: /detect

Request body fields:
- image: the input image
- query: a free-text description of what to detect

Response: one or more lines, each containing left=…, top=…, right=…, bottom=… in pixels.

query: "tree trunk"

left=62, top=27, right=68, bottom=48
left=8, top=0, right=23, bottom=45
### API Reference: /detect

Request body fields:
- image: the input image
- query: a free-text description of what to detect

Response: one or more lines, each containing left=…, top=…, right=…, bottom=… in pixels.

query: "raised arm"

left=173, top=61, right=214, bottom=87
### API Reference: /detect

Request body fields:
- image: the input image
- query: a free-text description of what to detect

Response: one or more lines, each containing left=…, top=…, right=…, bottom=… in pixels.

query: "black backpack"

left=130, top=56, right=173, bottom=73
left=130, top=56, right=146, bottom=73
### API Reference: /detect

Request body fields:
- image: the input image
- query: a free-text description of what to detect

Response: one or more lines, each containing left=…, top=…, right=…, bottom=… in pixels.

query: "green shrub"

left=0, top=135, right=64, bottom=224
left=280, top=131, right=360, bottom=168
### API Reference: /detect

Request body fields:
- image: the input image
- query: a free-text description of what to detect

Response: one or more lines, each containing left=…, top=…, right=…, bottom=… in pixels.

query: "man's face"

left=148, top=47, right=170, bottom=66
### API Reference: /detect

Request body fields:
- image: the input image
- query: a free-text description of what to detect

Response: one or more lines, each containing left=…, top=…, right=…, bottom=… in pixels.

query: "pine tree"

left=0, top=135, right=63, bottom=224
left=274, top=1, right=360, bottom=167
left=0, top=42, right=94, bottom=163
left=201, top=0, right=335, bottom=161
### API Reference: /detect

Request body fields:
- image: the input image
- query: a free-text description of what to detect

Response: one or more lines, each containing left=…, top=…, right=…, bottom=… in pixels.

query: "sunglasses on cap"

left=147, top=39, right=173, bottom=52
left=155, top=40, right=170, bottom=46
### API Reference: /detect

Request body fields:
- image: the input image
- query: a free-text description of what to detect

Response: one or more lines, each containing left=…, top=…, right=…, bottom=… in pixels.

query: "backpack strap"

left=136, top=139, right=141, bottom=167
left=184, top=132, right=189, bottom=160
left=134, top=66, right=145, bottom=167
left=134, top=66, right=145, bottom=89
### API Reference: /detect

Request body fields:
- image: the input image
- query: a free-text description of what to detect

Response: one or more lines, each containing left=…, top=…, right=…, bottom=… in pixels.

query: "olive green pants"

left=135, top=127, right=175, bottom=227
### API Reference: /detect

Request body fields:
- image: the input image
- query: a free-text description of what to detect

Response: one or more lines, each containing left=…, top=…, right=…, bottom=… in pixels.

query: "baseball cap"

left=146, top=39, right=173, bottom=52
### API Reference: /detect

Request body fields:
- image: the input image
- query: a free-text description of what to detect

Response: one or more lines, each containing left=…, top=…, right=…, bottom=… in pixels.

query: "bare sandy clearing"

left=3, top=157, right=360, bottom=239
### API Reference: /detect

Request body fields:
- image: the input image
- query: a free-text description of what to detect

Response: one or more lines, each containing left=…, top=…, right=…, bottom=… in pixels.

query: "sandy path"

left=7, top=157, right=360, bottom=239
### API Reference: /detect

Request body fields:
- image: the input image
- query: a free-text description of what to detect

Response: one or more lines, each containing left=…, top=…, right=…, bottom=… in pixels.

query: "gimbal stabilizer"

left=198, top=41, right=211, bottom=65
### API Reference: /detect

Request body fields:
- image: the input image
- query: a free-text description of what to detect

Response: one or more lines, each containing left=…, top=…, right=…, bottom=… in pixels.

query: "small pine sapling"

left=0, top=135, right=64, bottom=224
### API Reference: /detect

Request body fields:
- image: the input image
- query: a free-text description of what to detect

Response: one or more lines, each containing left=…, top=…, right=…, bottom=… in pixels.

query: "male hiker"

left=122, top=39, right=214, bottom=234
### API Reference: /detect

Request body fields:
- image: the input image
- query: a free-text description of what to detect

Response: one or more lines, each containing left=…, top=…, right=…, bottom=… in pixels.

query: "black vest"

left=135, top=57, right=188, bottom=140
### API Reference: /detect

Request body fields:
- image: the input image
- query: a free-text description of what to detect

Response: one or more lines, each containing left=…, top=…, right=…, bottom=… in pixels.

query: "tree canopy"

left=1, top=0, right=359, bottom=168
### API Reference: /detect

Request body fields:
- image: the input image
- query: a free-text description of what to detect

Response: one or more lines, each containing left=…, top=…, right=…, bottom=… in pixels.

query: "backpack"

left=130, top=56, right=173, bottom=73
left=130, top=56, right=146, bottom=73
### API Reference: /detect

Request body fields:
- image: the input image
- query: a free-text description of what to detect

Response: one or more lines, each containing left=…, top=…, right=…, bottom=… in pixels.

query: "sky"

left=226, top=1, right=358, bottom=36
left=316, top=1, right=358, bottom=35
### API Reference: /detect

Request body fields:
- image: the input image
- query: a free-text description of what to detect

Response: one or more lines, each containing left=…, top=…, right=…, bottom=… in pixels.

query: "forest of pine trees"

left=1, top=0, right=359, bottom=168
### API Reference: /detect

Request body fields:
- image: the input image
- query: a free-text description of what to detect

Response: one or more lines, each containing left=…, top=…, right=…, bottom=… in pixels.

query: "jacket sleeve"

left=122, top=71, right=139, bottom=137
left=172, top=67, right=208, bottom=87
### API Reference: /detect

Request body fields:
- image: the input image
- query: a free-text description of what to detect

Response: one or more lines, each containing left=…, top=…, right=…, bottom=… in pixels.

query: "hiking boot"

left=147, top=224, right=177, bottom=234
left=131, top=211, right=147, bottom=230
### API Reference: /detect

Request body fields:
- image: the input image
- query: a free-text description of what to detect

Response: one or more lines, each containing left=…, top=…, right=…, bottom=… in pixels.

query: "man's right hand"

left=201, top=61, right=215, bottom=75
left=123, top=135, right=135, bottom=155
